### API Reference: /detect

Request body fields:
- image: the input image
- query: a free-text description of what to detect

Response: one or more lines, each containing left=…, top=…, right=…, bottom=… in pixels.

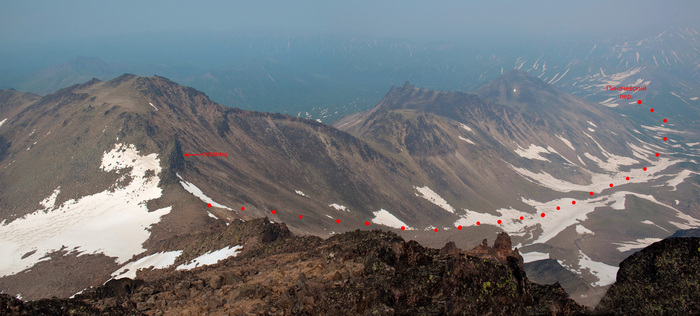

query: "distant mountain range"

left=2, top=27, right=699, bottom=127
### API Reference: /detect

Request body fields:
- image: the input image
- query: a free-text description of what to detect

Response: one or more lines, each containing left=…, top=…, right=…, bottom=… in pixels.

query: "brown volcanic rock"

left=464, top=232, right=523, bottom=264
left=2, top=222, right=588, bottom=315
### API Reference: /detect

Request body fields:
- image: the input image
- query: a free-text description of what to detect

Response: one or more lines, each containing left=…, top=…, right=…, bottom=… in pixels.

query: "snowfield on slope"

left=112, top=251, right=183, bottom=279
left=371, top=209, right=410, bottom=229
left=176, top=245, right=243, bottom=270
left=0, top=143, right=171, bottom=277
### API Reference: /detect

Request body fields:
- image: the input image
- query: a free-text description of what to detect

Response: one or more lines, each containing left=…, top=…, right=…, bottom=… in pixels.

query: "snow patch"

left=576, top=251, right=618, bottom=286
left=371, top=209, right=410, bottom=229
left=576, top=225, right=594, bottom=235
left=176, top=245, right=243, bottom=270
left=149, top=102, right=158, bottom=111
left=414, top=186, right=455, bottom=213
left=207, top=212, right=219, bottom=220
left=614, top=238, right=662, bottom=252
left=0, top=118, right=6, bottom=128
left=556, top=135, right=575, bottom=150
left=295, top=190, right=308, bottom=197
left=39, top=187, right=61, bottom=211
left=666, top=169, right=695, bottom=190
left=514, top=144, right=550, bottom=162
left=112, top=251, right=182, bottom=279
left=458, top=136, right=475, bottom=144
left=0, top=143, right=171, bottom=277
left=459, top=123, right=473, bottom=133
left=329, top=203, right=348, bottom=212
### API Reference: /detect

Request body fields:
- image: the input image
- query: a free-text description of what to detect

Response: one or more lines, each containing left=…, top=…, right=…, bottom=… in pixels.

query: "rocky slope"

left=0, top=219, right=588, bottom=315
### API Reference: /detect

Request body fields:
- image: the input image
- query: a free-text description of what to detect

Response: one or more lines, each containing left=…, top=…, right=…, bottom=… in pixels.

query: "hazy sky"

left=2, top=0, right=699, bottom=44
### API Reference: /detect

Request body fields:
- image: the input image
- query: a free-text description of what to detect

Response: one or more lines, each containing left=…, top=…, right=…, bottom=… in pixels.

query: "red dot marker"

left=650, top=108, right=654, bottom=112
left=519, top=216, right=524, bottom=220
left=626, top=176, right=630, bottom=180
left=457, top=225, right=462, bottom=230
left=572, top=201, right=576, bottom=205
left=241, top=207, right=245, bottom=211
left=400, top=226, right=405, bottom=231
left=609, top=183, right=614, bottom=187
left=299, top=215, right=303, bottom=219
left=589, top=192, right=594, bottom=196
left=271, top=210, right=276, bottom=214
left=364, top=221, right=369, bottom=226
left=336, top=219, right=341, bottom=223
left=637, top=100, right=642, bottom=104
left=476, top=221, right=481, bottom=226
left=655, top=153, right=659, bottom=157
left=643, top=167, right=647, bottom=171
left=541, top=213, right=545, bottom=217
left=663, top=118, right=667, bottom=123
left=497, top=219, right=502, bottom=224
left=207, top=203, right=212, bottom=208
left=663, top=137, right=667, bottom=141
left=556, top=206, right=560, bottom=210
left=434, top=228, right=438, bottom=232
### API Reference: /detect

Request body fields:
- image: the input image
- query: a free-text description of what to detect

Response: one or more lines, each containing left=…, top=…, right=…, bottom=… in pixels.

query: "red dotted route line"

left=205, top=99, right=668, bottom=232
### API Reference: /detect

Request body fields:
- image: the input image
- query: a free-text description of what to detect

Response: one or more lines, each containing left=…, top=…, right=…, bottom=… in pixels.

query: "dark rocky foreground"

left=595, top=237, right=700, bottom=315
left=0, top=218, right=588, bottom=315
left=2, top=218, right=698, bottom=315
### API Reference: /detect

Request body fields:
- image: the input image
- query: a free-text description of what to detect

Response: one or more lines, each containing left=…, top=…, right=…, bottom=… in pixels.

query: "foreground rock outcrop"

left=595, top=237, right=700, bottom=315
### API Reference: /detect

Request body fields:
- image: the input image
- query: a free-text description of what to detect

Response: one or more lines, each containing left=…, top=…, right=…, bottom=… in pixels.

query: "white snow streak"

left=176, top=245, right=243, bottom=270
left=556, top=135, right=575, bottom=150
left=295, top=190, right=308, bottom=197
left=458, top=136, right=475, bottom=144
left=521, top=251, right=549, bottom=263
left=112, top=251, right=182, bottom=279
left=459, top=123, right=473, bottom=133
left=329, top=203, right=348, bottom=212
left=614, top=238, right=662, bottom=252
left=414, top=186, right=455, bottom=213
left=371, top=209, right=410, bottom=229
left=177, top=173, right=232, bottom=210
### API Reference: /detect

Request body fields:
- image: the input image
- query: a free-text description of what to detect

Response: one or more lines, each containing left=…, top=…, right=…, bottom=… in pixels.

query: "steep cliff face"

left=0, top=221, right=588, bottom=315
left=595, top=237, right=700, bottom=315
